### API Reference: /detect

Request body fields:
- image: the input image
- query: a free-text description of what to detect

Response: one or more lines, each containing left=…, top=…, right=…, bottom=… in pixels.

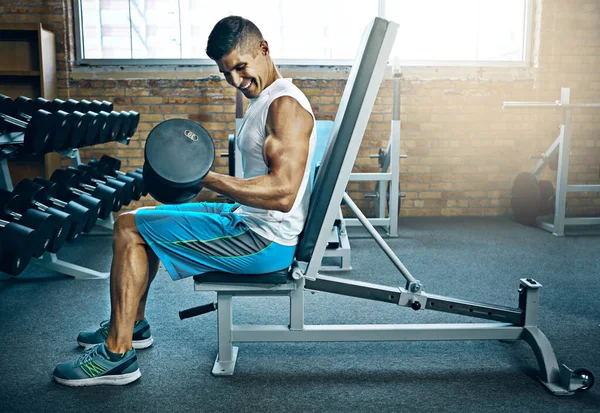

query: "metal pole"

left=553, top=88, right=572, bottom=236
left=342, top=192, right=415, bottom=283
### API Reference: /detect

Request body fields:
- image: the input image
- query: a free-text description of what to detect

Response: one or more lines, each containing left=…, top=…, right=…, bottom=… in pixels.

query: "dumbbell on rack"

left=13, top=178, right=80, bottom=243
left=0, top=216, right=38, bottom=276
left=88, top=159, right=141, bottom=202
left=15, top=96, right=109, bottom=150
left=48, top=98, right=139, bottom=142
left=32, top=177, right=99, bottom=234
left=11, top=96, right=69, bottom=152
left=46, top=98, right=113, bottom=114
left=0, top=94, right=54, bottom=154
left=0, top=188, right=61, bottom=257
left=78, top=163, right=135, bottom=206
left=97, top=155, right=147, bottom=199
left=63, top=166, right=126, bottom=211
left=49, top=169, right=116, bottom=219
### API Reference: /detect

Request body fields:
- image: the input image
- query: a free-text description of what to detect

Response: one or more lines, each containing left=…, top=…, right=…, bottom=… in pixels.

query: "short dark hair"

left=206, top=16, right=264, bottom=61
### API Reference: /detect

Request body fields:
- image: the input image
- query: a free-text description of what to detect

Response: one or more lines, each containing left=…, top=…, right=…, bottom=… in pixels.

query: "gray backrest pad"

left=296, top=18, right=392, bottom=262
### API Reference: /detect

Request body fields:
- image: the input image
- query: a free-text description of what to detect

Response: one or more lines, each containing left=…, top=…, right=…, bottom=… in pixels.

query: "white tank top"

left=235, top=78, right=316, bottom=246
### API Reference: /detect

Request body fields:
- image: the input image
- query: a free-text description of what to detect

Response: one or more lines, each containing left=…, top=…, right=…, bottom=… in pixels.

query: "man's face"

left=216, top=41, right=269, bottom=99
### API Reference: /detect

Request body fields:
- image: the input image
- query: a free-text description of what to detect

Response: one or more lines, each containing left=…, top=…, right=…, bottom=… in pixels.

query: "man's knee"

left=114, top=211, right=142, bottom=242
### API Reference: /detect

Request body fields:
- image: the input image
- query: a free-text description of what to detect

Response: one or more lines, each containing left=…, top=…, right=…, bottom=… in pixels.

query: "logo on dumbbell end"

left=184, top=130, right=199, bottom=141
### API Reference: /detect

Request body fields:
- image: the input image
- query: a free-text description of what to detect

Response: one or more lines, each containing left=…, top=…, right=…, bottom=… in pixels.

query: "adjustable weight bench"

left=182, top=17, right=594, bottom=396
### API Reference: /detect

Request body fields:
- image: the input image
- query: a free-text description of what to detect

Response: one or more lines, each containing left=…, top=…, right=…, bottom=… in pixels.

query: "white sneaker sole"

left=78, top=336, right=154, bottom=350
left=54, top=369, right=141, bottom=387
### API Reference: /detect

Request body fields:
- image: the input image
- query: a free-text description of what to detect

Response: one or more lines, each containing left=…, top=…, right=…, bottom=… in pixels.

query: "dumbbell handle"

left=0, top=113, right=28, bottom=129
left=7, top=210, right=23, bottom=220
left=368, top=153, right=408, bottom=159
left=32, top=200, right=51, bottom=212
left=48, top=196, right=68, bottom=209
left=0, top=218, right=12, bottom=227
left=16, top=111, right=32, bottom=122
left=79, top=183, right=98, bottom=193
left=90, top=177, right=108, bottom=186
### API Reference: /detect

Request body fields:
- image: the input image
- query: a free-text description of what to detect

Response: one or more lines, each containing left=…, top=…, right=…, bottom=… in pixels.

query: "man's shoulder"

left=268, top=80, right=312, bottom=111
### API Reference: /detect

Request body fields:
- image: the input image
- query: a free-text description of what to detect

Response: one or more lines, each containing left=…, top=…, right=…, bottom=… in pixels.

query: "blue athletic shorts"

left=134, top=202, right=296, bottom=281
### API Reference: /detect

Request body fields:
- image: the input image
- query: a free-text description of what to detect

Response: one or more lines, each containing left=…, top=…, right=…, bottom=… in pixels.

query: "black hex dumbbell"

left=0, top=94, right=54, bottom=154
left=32, top=177, right=98, bottom=234
left=65, top=166, right=125, bottom=211
left=13, top=179, right=75, bottom=248
left=98, top=155, right=146, bottom=199
left=13, top=96, right=70, bottom=152
left=0, top=217, right=38, bottom=276
left=0, top=189, right=62, bottom=258
left=32, top=97, right=107, bottom=150
left=78, top=163, right=134, bottom=206
left=50, top=169, right=115, bottom=219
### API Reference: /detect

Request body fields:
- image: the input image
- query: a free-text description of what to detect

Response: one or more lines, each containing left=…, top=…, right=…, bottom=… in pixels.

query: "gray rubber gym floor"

left=0, top=216, right=598, bottom=413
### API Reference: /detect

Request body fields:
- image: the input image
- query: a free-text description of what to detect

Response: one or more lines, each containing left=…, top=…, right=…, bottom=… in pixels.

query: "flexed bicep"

left=263, top=96, right=314, bottom=211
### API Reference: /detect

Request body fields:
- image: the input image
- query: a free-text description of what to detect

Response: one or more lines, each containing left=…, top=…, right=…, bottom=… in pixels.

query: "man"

left=53, top=15, right=316, bottom=386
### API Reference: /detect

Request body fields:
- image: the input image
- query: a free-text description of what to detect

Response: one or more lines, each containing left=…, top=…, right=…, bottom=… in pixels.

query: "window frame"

left=72, top=0, right=534, bottom=68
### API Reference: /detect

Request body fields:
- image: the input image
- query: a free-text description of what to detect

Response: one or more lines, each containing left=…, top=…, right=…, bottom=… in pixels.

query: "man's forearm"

left=198, top=171, right=296, bottom=212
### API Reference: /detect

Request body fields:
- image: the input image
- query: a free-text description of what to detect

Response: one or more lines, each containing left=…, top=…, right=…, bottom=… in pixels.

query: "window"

left=74, top=0, right=531, bottom=65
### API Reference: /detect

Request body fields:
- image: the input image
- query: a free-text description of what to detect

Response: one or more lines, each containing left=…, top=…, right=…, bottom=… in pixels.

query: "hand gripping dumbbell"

left=64, top=166, right=126, bottom=211
left=0, top=188, right=62, bottom=257
left=0, top=94, right=54, bottom=154
left=98, top=155, right=146, bottom=200
left=78, top=163, right=135, bottom=206
left=32, top=177, right=98, bottom=235
left=12, top=179, right=75, bottom=248
left=49, top=169, right=115, bottom=219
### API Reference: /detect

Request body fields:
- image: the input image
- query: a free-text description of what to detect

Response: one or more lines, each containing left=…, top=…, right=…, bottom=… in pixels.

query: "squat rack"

left=503, top=88, right=600, bottom=236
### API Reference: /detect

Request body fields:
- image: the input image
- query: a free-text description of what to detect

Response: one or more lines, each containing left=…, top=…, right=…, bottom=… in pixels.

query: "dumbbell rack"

left=503, top=87, right=600, bottom=236
left=0, top=144, right=112, bottom=279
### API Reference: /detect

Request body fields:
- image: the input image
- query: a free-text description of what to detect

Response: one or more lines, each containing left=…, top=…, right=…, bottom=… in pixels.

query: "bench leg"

left=212, top=293, right=238, bottom=376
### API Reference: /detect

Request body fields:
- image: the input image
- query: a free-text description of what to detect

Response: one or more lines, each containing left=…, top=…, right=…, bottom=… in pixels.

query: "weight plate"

left=81, top=112, right=101, bottom=147
left=144, top=119, right=214, bottom=188
left=68, top=111, right=87, bottom=148
left=143, top=163, right=201, bottom=204
left=537, top=180, right=555, bottom=216
left=0, top=94, right=13, bottom=115
left=228, top=134, right=236, bottom=177
left=127, top=111, right=140, bottom=136
left=51, top=110, right=71, bottom=151
left=25, top=110, right=53, bottom=154
left=511, top=172, right=541, bottom=226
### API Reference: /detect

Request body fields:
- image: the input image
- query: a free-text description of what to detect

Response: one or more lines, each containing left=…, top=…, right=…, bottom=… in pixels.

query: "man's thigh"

left=156, top=201, right=239, bottom=215
left=134, top=206, right=294, bottom=280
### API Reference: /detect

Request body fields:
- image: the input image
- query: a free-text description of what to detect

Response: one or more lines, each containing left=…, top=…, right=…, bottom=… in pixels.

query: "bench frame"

left=190, top=17, right=593, bottom=396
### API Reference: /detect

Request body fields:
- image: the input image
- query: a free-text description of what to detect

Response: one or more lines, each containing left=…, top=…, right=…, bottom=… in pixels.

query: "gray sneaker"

left=54, top=343, right=140, bottom=386
left=77, top=319, right=154, bottom=350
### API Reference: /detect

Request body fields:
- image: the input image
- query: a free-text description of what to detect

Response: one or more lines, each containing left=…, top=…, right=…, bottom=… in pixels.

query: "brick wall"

left=1, top=0, right=599, bottom=216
